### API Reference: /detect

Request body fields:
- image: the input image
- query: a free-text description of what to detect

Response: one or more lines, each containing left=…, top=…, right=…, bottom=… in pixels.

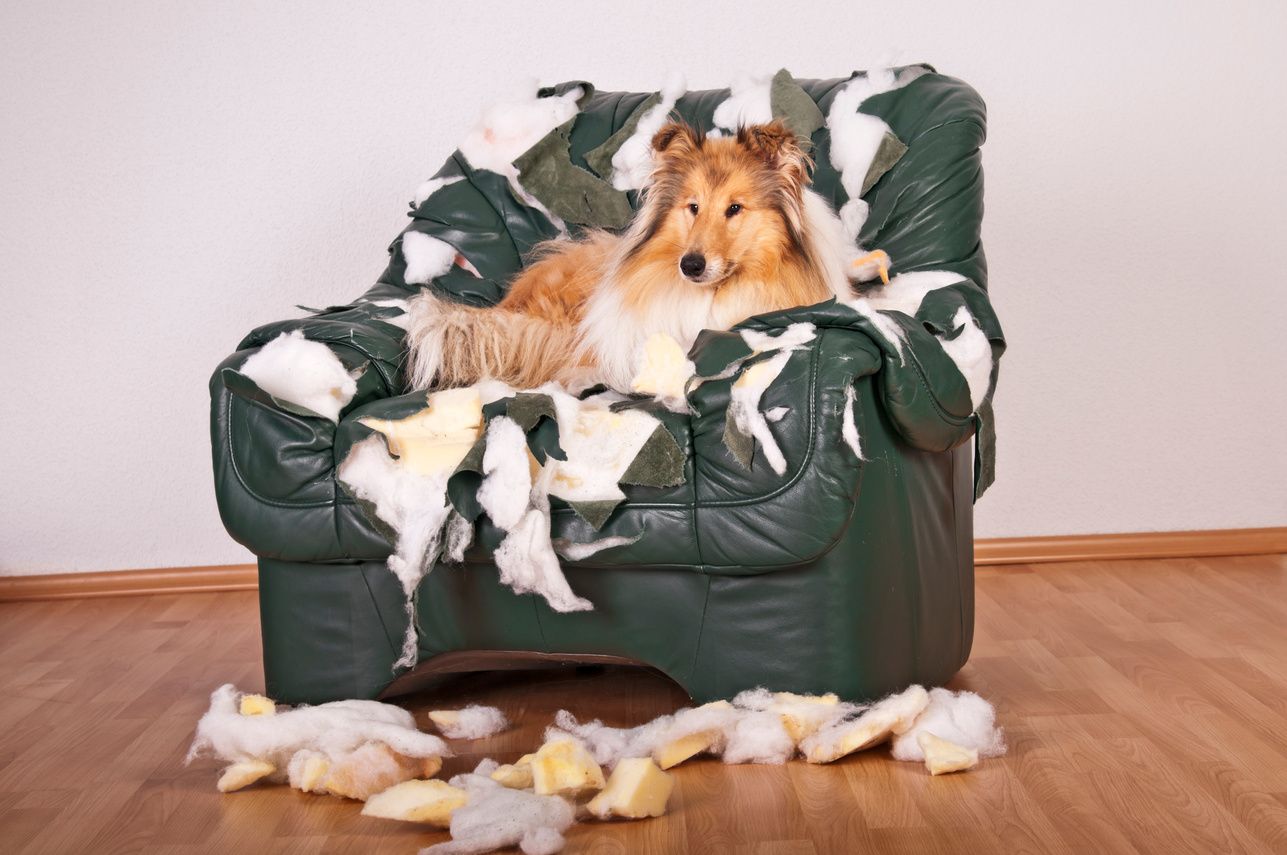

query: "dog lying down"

left=405, top=120, right=882, bottom=395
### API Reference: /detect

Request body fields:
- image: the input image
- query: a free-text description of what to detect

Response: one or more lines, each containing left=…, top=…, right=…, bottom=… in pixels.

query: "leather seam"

left=225, top=393, right=338, bottom=510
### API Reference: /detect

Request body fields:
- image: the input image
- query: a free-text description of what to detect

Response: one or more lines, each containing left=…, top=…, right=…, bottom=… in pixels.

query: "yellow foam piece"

left=733, top=357, right=785, bottom=390
left=290, top=752, right=330, bottom=793
left=631, top=332, right=693, bottom=401
left=323, top=743, right=441, bottom=801
left=530, top=739, right=605, bottom=798
left=427, top=710, right=461, bottom=731
left=652, top=700, right=733, bottom=769
left=217, top=759, right=275, bottom=792
left=768, top=692, right=840, bottom=743
left=358, top=387, right=484, bottom=477
left=361, top=778, right=468, bottom=826
left=490, top=761, right=534, bottom=790
left=238, top=694, right=276, bottom=716
left=586, top=757, right=675, bottom=820
left=805, top=686, right=929, bottom=764
left=653, top=731, right=717, bottom=771
left=918, top=732, right=979, bottom=776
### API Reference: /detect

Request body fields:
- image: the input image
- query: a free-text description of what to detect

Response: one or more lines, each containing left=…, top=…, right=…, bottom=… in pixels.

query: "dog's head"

left=632, top=119, right=813, bottom=286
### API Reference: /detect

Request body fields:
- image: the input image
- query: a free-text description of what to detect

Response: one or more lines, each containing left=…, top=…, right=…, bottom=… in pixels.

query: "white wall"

left=2, top=0, right=1284, bottom=575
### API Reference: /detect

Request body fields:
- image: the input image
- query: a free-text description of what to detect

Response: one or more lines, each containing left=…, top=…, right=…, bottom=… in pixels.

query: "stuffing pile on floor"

left=190, top=684, right=1005, bottom=854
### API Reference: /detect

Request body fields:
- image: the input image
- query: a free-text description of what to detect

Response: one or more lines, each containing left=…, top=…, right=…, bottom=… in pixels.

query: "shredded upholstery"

left=238, top=330, right=360, bottom=423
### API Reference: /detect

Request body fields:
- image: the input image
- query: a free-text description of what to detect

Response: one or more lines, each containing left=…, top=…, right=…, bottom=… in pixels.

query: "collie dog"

left=405, top=119, right=853, bottom=393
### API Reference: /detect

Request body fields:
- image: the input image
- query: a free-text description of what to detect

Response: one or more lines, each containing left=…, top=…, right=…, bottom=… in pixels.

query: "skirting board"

left=2, top=527, right=1284, bottom=603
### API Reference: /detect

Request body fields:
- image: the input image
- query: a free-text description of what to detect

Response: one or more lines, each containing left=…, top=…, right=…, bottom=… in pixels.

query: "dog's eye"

left=688, top=204, right=699, bottom=215
left=726, top=204, right=742, bottom=217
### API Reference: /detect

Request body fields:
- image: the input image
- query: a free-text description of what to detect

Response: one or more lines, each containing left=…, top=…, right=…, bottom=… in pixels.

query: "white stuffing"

left=764, top=407, right=789, bottom=423
left=473, top=758, right=502, bottom=777
left=845, top=298, right=907, bottom=359
left=476, top=415, right=593, bottom=614
left=477, top=417, right=534, bottom=531
left=543, top=389, right=661, bottom=507
left=446, top=510, right=475, bottom=563
left=238, top=330, right=360, bottom=423
left=338, top=433, right=454, bottom=667
left=856, top=271, right=993, bottom=411
left=799, top=684, right=930, bottom=763
left=403, top=232, right=461, bottom=286
left=545, top=710, right=675, bottom=770
left=552, top=533, right=640, bottom=561
left=862, top=270, right=966, bottom=315
left=713, top=71, right=775, bottom=130
left=434, top=705, right=511, bottom=741
left=422, top=773, right=576, bottom=855
left=457, top=79, right=582, bottom=235
left=366, top=298, right=410, bottom=330
left=939, top=305, right=993, bottom=411
left=414, top=175, right=465, bottom=208
left=827, top=67, right=927, bottom=241
left=739, top=321, right=817, bottom=355
left=186, top=684, right=449, bottom=773
left=841, top=384, right=864, bottom=461
left=890, top=688, right=1006, bottom=762
left=611, top=71, right=687, bottom=191
left=728, top=350, right=792, bottom=474
left=728, top=323, right=818, bottom=475
left=721, top=710, right=797, bottom=765
left=492, top=482, right=593, bottom=614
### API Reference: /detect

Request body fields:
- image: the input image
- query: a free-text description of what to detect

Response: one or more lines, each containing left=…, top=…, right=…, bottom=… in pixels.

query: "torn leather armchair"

left=209, top=68, right=1005, bottom=705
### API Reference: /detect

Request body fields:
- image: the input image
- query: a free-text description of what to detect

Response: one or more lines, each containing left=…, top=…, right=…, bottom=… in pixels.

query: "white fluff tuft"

left=423, top=774, right=575, bottom=855
left=713, top=71, right=775, bottom=130
left=492, top=493, right=593, bottom=614
left=186, top=684, right=449, bottom=772
left=414, top=175, right=464, bottom=208
left=938, top=305, right=993, bottom=411
left=841, top=384, right=865, bottom=461
left=722, top=710, right=797, bottom=765
left=827, top=67, right=927, bottom=203
left=457, top=80, right=582, bottom=236
left=862, top=270, right=966, bottom=315
left=611, top=71, right=688, bottom=191
left=728, top=351, right=792, bottom=475
left=458, top=80, right=584, bottom=175
left=403, top=232, right=461, bottom=286
left=546, top=710, right=676, bottom=770
left=857, top=271, right=992, bottom=411
left=434, top=705, right=511, bottom=741
left=238, top=330, right=359, bottom=423
left=337, top=434, right=454, bottom=667
left=552, top=534, right=639, bottom=561
left=845, top=298, right=907, bottom=360
left=477, top=417, right=534, bottom=531
left=890, top=688, right=1006, bottom=762
left=740, top=322, right=817, bottom=355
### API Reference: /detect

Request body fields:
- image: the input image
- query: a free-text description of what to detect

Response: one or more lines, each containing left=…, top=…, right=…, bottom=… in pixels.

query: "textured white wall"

left=2, top=0, right=1284, bottom=575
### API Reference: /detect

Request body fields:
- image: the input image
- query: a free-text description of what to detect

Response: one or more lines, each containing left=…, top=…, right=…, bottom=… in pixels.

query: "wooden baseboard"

left=2, top=527, right=1283, bottom=602
left=974, top=526, right=1287, bottom=566
left=0, top=564, right=257, bottom=603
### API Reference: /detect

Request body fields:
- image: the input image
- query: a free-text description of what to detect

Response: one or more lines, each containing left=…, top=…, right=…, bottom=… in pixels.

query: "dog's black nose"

left=680, top=253, right=706, bottom=279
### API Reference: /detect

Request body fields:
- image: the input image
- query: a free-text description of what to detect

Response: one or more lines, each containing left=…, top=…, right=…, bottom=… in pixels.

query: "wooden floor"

left=2, top=554, right=1286, bottom=854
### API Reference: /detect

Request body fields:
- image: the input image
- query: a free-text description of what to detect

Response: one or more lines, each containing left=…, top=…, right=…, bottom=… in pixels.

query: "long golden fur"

left=405, top=119, right=852, bottom=393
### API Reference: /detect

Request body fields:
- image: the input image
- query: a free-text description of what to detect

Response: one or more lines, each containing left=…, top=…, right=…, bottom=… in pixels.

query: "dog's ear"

left=738, top=121, right=812, bottom=184
left=652, top=121, right=703, bottom=157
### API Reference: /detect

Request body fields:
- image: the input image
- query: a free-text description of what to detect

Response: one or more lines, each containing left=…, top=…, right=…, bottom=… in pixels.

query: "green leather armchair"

left=209, top=68, right=1004, bottom=706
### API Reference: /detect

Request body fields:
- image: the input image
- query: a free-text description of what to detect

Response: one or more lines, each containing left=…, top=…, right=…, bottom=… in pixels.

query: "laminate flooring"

left=2, top=553, right=1286, bottom=854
